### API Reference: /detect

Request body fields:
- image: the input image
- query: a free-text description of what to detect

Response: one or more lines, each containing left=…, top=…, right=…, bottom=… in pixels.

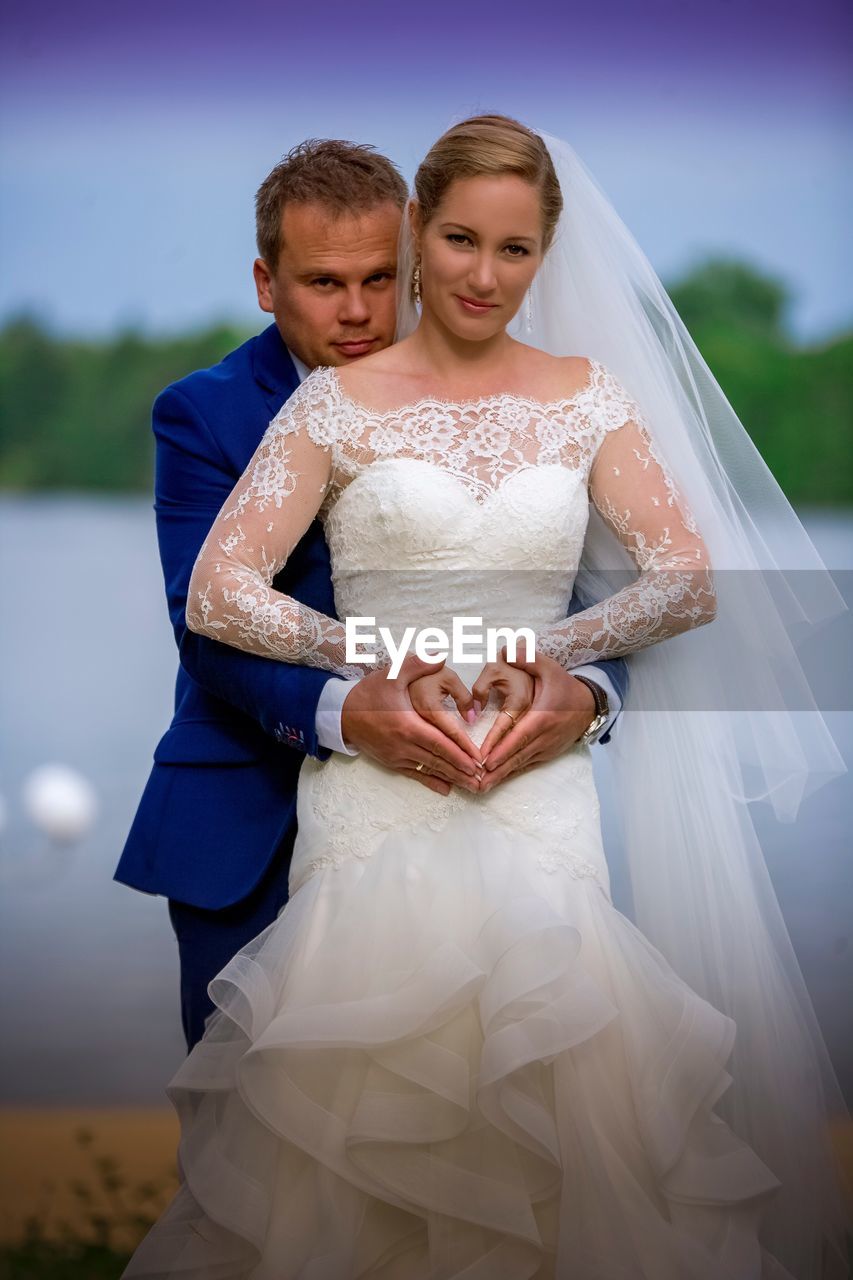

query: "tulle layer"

left=124, top=795, right=794, bottom=1280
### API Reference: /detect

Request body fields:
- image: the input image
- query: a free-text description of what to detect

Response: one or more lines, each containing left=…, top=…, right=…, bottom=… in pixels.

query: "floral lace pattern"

left=481, top=748, right=606, bottom=887
left=297, top=755, right=466, bottom=886
left=291, top=742, right=608, bottom=893
left=186, top=356, right=716, bottom=679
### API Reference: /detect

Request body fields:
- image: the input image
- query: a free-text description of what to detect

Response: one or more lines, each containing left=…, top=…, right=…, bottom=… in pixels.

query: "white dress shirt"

left=285, top=350, right=622, bottom=754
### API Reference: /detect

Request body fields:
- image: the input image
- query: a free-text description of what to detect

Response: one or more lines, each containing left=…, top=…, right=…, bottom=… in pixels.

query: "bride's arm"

left=537, top=395, right=716, bottom=668
left=186, top=373, right=379, bottom=679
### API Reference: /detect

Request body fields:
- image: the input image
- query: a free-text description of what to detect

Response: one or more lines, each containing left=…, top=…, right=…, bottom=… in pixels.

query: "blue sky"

left=1, top=0, right=850, bottom=341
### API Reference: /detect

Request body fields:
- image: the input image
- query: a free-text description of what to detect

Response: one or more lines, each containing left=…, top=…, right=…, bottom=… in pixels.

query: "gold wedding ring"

left=499, top=709, right=517, bottom=725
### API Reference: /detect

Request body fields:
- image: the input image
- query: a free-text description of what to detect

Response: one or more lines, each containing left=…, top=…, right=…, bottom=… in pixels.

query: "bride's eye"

left=446, top=233, right=471, bottom=246
left=504, top=244, right=529, bottom=257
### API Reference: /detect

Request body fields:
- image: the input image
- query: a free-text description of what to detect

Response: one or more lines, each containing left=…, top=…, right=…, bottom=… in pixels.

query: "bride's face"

left=414, top=174, right=544, bottom=341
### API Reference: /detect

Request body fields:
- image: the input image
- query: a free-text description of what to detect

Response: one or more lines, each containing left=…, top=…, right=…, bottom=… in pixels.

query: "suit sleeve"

left=153, top=382, right=338, bottom=760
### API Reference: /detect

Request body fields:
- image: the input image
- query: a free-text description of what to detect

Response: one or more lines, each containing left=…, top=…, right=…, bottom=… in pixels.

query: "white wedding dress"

left=124, top=359, right=798, bottom=1279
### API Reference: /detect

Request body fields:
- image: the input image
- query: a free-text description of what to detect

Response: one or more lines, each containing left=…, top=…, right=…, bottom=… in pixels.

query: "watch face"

left=583, top=712, right=607, bottom=740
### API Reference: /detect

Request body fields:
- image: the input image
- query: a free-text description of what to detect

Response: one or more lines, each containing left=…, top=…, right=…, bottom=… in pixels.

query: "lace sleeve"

left=537, top=370, right=716, bottom=668
left=186, top=369, right=381, bottom=679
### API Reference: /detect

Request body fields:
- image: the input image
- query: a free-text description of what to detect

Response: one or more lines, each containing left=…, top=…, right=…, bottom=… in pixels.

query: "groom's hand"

left=340, top=654, right=483, bottom=795
left=476, top=652, right=596, bottom=794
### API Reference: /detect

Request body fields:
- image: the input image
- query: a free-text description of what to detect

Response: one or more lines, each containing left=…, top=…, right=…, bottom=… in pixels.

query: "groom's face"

left=253, top=201, right=402, bottom=370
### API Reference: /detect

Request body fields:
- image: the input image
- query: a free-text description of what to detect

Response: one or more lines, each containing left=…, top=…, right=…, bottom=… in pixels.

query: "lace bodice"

left=186, top=357, right=715, bottom=681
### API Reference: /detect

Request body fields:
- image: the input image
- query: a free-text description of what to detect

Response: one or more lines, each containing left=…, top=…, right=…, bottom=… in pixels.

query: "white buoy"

left=22, top=765, right=98, bottom=843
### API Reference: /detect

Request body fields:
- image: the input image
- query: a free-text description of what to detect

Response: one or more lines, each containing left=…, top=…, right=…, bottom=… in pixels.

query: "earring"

left=412, top=260, right=422, bottom=306
left=525, top=289, right=534, bottom=333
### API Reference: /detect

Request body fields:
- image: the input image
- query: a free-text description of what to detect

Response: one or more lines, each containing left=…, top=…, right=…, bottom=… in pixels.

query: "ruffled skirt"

left=124, top=741, right=791, bottom=1279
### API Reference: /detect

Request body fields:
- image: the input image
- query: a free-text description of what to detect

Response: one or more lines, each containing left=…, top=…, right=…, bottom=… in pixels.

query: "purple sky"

left=4, top=0, right=851, bottom=83
left=1, top=0, right=850, bottom=338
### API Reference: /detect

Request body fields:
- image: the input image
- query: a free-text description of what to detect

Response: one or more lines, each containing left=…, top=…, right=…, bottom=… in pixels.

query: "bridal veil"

left=397, top=123, right=850, bottom=1278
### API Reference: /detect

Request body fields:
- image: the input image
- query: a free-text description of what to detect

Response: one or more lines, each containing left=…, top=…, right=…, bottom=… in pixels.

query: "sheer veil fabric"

left=398, top=128, right=850, bottom=1276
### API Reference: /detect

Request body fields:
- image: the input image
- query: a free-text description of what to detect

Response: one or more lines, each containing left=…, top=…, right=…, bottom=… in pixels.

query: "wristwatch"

left=573, top=674, right=610, bottom=745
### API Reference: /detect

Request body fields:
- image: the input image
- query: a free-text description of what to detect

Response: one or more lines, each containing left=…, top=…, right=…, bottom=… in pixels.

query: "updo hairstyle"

left=412, top=114, right=563, bottom=252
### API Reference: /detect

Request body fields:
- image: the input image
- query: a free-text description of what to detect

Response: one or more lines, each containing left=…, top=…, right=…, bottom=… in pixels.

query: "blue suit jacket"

left=114, top=323, right=628, bottom=910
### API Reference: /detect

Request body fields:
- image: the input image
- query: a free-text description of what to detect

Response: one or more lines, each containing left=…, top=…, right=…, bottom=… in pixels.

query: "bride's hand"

left=407, top=662, right=484, bottom=770
left=342, top=655, right=484, bottom=796
left=471, top=648, right=535, bottom=762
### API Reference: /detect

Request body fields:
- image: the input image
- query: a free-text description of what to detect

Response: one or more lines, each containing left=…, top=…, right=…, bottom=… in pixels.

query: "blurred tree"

left=668, top=256, right=792, bottom=342
left=0, top=261, right=851, bottom=505
left=0, top=318, right=248, bottom=492
left=668, top=260, right=852, bottom=506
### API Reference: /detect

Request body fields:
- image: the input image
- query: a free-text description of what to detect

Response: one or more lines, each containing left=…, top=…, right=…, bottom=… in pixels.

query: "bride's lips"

left=334, top=339, right=378, bottom=357
left=455, top=295, right=499, bottom=316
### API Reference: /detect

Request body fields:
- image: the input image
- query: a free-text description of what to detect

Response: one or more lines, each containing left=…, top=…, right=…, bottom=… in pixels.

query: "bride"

left=123, top=116, right=850, bottom=1278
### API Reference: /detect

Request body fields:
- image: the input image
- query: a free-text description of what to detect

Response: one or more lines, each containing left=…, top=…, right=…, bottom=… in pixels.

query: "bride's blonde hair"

left=413, top=114, right=563, bottom=251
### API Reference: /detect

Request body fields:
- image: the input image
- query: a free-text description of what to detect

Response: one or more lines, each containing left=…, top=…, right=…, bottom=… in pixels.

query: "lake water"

left=0, top=497, right=850, bottom=1105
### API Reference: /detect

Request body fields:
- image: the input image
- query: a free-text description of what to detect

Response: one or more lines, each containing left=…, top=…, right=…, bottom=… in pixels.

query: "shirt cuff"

left=315, top=676, right=360, bottom=756
left=570, top=664, right=622, bottom=742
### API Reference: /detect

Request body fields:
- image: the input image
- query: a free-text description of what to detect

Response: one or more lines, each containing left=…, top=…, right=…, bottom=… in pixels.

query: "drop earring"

left=525, top=289, right=534, bottom=333
left=412, top=260, right=422, bottom=306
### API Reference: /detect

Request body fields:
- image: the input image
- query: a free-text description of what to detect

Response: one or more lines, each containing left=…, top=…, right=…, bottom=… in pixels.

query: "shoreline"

left=1, top=1106, right=851, bottom=1248
left=0, top=1107, right=180, bottom=1248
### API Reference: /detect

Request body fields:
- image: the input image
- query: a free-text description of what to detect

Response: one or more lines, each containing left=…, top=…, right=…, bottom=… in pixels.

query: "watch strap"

left=573, top=674, right=609, bottom=719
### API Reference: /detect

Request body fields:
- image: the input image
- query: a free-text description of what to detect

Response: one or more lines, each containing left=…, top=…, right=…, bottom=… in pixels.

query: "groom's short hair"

left=256, top=140, right=408, bottom=270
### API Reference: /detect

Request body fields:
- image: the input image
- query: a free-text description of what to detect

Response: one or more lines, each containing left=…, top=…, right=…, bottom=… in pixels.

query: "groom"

left=114, top=139, right=628, bottom=1051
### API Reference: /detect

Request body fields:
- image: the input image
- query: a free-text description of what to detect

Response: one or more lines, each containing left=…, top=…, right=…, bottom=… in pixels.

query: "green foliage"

left=668, top=259, right=853, bottom=506
left=0, top=258, right=851, bottom=505
left=0, top=317, right=250, bottom=492
left=667, top=256, right=792, bottom=342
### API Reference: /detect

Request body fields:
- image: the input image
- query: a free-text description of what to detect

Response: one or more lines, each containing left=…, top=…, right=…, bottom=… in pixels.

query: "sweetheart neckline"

left=319, top=357, right=601, bottom=422
left=325, top=457, right=586, bottom=519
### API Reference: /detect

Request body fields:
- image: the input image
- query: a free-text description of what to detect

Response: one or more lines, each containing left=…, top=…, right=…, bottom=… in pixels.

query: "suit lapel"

left=252, top=322, right=301, bottom=419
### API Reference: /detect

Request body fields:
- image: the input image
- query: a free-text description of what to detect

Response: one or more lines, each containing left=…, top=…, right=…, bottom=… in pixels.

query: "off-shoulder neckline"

left=311, top=357, right=604, bottom=421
